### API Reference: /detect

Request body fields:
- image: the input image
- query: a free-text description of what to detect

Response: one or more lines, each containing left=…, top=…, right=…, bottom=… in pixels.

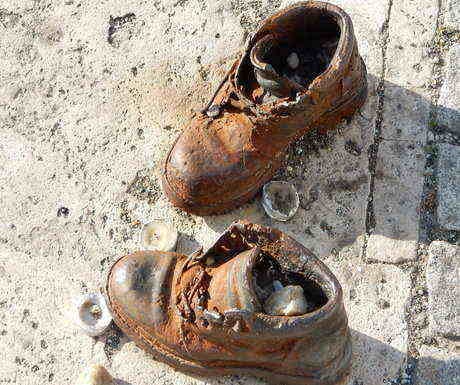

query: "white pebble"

left=286, top=52, right=300, bottom=69
left=74, top=292, right=113, bottom=337
left=76, top=365, right=114, bottom=385
left=140, top=221, right=178, bottom=252
left=264, top=285, right=310, bottom=316
left=273, top=280, right=284, bottom=291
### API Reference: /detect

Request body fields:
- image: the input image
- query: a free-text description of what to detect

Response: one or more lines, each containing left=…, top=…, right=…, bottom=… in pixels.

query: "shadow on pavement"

left=201, top=73, right=459, bottom=255
left=115, top=380, right=133, bottom=385
left=115, top=329, right=458, bottom=385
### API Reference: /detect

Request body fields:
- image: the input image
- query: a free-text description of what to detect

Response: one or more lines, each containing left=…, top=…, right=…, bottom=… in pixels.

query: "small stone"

left=264, top=285, right=310, bottom=316
left=286, top=52, right=300, bottom=69
left=76, top=364, right=114, bottom=385
left=57, top=206, right=70, bottom=217
left=261, top=92, right=280, bottom=104
left=140, top=221, right=178, bottom=252
left=74, top=292, right=113, bottom=337
left=426, top=241, right=459, bottom=338
left=377, top=298, right=391, bottom=309
left=437, top=143, right=460, bottom=230
left=272, top=280, right=283, bottom=291
left=262, top=181, right=299, bottom=221
left=205, top=256, right=215, bottom=266
left=206, top=104, right=220, bottom=118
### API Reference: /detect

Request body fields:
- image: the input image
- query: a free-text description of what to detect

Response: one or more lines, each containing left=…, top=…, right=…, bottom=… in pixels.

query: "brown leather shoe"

left=107, top=221, right=351, bottom=385
left=162, top=1, right=367, bottom=215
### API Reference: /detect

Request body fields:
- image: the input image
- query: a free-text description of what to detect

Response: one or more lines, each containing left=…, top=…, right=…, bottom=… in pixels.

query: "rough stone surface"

left=437, top=143, right=460, bottom=230
left=325, top=246, right=410, bottom=385
left=0, top=1, right=457, bottom=385
left=383, top=0, right=437, bottom=141
left=445, top=0, right=460, bottom=31
left=426, top=241, right=460, bottom=338
left=366, top=0, right=437, bottom=264
left=437, top=44, right=460, bottom=134
left=415, top=346, right=460, bottom=385
left=367, top=140, right=425, bottom=263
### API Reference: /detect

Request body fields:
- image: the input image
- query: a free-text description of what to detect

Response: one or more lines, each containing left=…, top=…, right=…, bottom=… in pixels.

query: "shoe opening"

left=238, top=7, right=341, bottom=103
left=252, top=251, right=329, bottom=316
left=200, top=222, right=336, bottom=316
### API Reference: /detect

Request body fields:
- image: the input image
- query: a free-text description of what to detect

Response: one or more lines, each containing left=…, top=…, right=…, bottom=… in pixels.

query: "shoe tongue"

left=250, top=34, right=304, bottom=98
left=206, top=247, right=262, bottom=314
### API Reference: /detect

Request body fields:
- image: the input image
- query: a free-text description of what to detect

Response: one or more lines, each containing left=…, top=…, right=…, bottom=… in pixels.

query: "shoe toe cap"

left=164, top=142, right=231, bottom=208
left=107, top=251, right=177, bottom=327
left=163, top=133, right=257, bottom=212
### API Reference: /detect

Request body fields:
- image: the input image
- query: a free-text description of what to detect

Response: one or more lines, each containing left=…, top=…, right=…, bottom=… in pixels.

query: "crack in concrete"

left=359, top=1, right=432, bottom=383
left=362, top=0, right=394, bottom=260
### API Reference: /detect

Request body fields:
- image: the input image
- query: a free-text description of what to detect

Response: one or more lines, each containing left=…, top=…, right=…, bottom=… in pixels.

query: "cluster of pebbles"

left=258, top=39, right=338, bottom=103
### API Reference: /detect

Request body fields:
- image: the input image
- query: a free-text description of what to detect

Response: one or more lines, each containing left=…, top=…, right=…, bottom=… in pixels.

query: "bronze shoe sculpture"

left=107, top=221, right=351, bottom=385
left=162, top=1, right=367, bottom=215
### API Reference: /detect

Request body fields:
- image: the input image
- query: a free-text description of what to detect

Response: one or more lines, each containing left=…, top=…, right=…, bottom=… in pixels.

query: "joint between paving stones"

left=362, top=0, right=394, bottom=262
left=406, top=1, right=459, bottom=383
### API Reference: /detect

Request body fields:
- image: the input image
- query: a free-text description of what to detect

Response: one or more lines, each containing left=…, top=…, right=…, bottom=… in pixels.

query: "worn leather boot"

left=107, top=221, right=351, bottom=385
left=162, top=1, right=367, bottom=215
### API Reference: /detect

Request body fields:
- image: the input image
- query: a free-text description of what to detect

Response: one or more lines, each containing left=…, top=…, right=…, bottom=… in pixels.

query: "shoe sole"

left=108, top=292, right=352, bottom=385
left=162, top=83, right=368, bottom=216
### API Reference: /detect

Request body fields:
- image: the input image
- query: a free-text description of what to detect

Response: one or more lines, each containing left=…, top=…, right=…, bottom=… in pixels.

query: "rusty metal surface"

left=162, top=1, right=368, bottom=216
left=107, top=221, right=352, bottom=385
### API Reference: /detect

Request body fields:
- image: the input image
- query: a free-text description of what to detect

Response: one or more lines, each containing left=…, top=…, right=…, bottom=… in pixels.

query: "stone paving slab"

left=367, top=140, right=426, bottom=263
left=437, top=143, right=460, bottom=230
left=366, top=0, right=437, bottom=264
left=437, top=44, right=460, bottom=134
left=426, top=241, right=460, bottom=338
left=383, top=0, right=437, bottom=141
left=324, top=246, right=410, bottom=385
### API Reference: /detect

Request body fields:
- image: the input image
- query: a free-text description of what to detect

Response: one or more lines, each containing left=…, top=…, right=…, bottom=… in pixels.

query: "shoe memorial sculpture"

left=94, top=2, right=370, bottom=384
left=162, top=1, right=367, bottom=215
left=106, top=221, right=351, bottom=385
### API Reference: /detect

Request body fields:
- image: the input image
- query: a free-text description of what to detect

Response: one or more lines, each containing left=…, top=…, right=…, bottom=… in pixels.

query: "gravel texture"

left=0, top=1, right=458, bottom=384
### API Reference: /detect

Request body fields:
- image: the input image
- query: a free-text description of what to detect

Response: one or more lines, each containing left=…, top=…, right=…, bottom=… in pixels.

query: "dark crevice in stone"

left=126, top=168, right=160, bottom=205
left=362, top=0, right=394, bottom=260
left=107, top=13, right=136, bottom=47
